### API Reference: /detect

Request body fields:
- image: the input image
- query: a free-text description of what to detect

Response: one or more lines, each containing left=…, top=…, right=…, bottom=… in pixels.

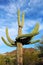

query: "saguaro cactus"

left=1, top=10, right=40, bottom=65
left=17, top=10, right=24, bottom=65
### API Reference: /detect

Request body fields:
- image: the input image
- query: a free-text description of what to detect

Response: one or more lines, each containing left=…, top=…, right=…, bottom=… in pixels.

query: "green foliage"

left=23, top=50, right=39, bottom=65
left=0, top=54, right=16, bottom=65
left=36, top=44, right=43, bottom=58
left=0, top=49, right=43, bottom=65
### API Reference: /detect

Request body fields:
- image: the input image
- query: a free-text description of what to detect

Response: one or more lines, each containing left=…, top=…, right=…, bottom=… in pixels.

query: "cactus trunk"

left=17, top=27, right=23, bottom=65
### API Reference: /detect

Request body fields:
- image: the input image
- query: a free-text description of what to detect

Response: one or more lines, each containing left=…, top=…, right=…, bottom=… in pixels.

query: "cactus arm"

left=6, top=28, right=14, bottom=45
left=18, top=10, right=20, bottom=25
left=16, top=23, right=39, bottom=40
left=21, top=12, right=24, bottom=27
left=1, top=37, right=14, bottom=47
left=32, top=22, right=39, bottom=34
left=30, top=23, right=39, bottom=39
left=30, top=40, right=40, bottom=44
left=16, top=32, right=39, bottom=40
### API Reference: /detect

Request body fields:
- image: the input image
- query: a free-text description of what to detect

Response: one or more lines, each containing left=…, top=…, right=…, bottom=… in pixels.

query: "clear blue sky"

left=0, top=0, right=43, bottom=54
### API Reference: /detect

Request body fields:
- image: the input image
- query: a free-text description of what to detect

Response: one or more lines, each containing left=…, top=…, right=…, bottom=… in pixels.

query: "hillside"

left=0, top=48, right=43, bottom=65
left=4, top=48, right=35, bottom=55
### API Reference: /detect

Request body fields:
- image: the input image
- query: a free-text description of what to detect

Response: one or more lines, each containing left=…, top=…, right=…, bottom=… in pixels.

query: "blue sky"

left=0, top=0, right=43, bottom=54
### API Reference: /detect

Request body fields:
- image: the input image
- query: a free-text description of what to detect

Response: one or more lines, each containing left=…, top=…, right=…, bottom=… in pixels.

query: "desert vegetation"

left=0, top=47, right=43, bottom=65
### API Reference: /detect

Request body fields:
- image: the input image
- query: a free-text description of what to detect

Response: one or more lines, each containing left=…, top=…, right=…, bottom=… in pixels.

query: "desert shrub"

left=23, top=51, right=39, bottom=65
left=0, top=49, right=43, bottom=65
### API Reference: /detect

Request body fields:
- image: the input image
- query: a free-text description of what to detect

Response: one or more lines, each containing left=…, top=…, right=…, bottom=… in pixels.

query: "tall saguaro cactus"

left=1, top=10, right=41, bottom=65
left=17, top=10, right=24, bottom=65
